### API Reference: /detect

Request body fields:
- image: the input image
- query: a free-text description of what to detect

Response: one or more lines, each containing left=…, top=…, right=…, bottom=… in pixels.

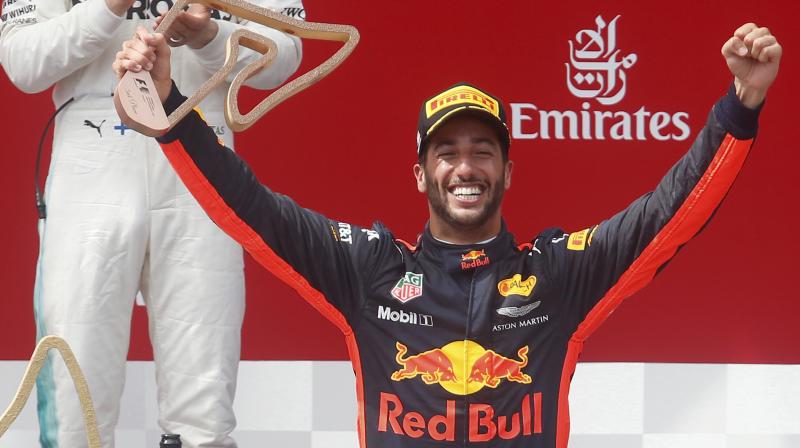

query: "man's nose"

left=452, top=155, right=476, bottom=178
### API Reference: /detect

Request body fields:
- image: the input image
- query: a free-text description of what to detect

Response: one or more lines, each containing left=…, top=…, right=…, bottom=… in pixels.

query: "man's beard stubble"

left=425, top=168, right=505, bottom=233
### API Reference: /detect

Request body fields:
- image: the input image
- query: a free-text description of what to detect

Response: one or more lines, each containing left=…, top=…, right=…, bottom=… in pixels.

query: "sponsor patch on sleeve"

left=567, top=228, right=590, bottom=251
left=587, top=225, right=598, bottom=246
left=329, top=224, right=339, bottom=242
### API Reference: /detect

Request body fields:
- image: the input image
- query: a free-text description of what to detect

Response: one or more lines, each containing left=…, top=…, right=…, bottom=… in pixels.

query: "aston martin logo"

left=496, top=301, right=541, bottom=318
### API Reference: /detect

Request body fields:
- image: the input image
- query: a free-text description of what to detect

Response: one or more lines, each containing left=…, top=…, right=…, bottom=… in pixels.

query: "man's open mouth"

left=448, top=185, right=485, bottom=203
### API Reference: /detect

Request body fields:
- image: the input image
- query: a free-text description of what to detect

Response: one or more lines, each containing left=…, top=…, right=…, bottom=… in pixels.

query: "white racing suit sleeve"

left=0, top=0, right=123, bottom=92
left=190, top=0, right=304, bottom=89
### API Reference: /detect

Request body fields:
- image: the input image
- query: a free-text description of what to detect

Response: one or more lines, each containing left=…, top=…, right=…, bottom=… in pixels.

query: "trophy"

left=114, top=0, right=359, bottom=137
left=0, top=336, right=101, bottom=447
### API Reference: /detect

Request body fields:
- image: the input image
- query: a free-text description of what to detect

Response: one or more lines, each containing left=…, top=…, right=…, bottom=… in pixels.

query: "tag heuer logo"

left=391, top=272, right=424, bottom=303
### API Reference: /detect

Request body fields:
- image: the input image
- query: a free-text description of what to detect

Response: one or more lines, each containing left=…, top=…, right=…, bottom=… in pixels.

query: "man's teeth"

left=452, top=186, right=482, bottom=197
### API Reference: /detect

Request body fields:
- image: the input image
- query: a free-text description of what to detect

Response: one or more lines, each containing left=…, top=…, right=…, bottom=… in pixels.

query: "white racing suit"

left=0, top=0, right=304, bottom=446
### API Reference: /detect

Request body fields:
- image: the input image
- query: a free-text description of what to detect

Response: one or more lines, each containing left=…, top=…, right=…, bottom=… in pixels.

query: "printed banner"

left=0, top=0, right=797, bottom=362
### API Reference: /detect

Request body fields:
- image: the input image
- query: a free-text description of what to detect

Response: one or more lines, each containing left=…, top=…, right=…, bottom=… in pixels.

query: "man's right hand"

left=112, top=26, right=173, bottom=103
left=154, top=4, right=220, bottom=50
left=106, top=0, right=135, bottom=17
left=721, top=23, right=782, bottom=109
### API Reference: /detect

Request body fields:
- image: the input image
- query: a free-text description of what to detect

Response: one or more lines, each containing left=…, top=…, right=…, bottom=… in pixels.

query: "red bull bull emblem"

left=391, top=340, right=532, bottom=394
left=391, top=342, right=456, bottom=384
left=390, top=272, right=424, bottom=303
left=460, top=249, right=490, bottom=270
left=382, top=340, right=541, bottom=441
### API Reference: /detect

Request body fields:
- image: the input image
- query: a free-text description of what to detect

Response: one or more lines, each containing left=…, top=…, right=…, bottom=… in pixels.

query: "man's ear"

left=414, top=164, right=426, bottom=193
left=504, top=160, right=513, bottom=190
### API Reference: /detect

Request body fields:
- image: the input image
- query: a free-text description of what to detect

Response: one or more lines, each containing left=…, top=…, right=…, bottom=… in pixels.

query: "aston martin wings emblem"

left=496, top=301, right=541, bottom=318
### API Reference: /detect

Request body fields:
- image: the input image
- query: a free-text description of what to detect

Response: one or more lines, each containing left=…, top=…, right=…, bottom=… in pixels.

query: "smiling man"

left=114, top=22, right=781, bottom=448
left=414, top=86, right=513, bottom=245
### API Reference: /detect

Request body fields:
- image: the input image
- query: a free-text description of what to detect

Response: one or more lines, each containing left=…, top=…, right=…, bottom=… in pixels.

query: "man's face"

left=414, top=114, right=512, bottom=238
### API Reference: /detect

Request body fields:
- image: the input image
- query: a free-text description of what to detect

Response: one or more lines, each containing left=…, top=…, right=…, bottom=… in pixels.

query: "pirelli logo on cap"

left=426, top=86, right=500, bottom=119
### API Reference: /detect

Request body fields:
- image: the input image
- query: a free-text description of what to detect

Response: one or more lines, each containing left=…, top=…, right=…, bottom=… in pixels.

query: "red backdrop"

left=1, top=0, right=798, bottom=362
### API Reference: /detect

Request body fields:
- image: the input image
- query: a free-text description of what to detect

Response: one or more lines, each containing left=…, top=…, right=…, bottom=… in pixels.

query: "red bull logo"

left=384, top=340, right=540, bottom=442
left=460, top=249, right=490, bottom=270
left=391, top=342, right=456, bottom=384
left=468, top=346, right=532, bottom=387
left=462, top=250, right=486, bottom=261
left=378, top=392, right=543, bottom=442
left=391, top=340, right=532, bottom=395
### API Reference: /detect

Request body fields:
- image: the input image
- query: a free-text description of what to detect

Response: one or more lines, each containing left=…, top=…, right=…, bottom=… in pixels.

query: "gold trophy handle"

left=0, top=336, right=100, bottom=448
left=114, top=0, right=359, bottom=137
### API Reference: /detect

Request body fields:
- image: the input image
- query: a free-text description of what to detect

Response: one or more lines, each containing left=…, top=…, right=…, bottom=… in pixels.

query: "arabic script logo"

left=566, top=15, right=637, bottom=105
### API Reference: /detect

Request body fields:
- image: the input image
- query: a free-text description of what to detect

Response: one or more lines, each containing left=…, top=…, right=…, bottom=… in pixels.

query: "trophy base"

left=114, top=70, right=170, bottom=137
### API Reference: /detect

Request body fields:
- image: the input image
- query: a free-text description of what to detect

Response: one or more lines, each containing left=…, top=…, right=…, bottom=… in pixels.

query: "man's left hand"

left=722, top=23, right=782, bottom=109
left=113, top=27, right=173, bottom=103
left=155, top=4, right=219, bottom=49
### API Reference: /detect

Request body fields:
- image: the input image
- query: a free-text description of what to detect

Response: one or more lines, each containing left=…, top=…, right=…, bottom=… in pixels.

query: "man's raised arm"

left=113, top=29, right=388, bottom=329
left=550, top=23, right=781, bottom=337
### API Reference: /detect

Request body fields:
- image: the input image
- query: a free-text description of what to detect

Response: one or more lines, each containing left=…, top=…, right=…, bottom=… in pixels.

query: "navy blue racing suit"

left=156, top=84, right=759, bottom=447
